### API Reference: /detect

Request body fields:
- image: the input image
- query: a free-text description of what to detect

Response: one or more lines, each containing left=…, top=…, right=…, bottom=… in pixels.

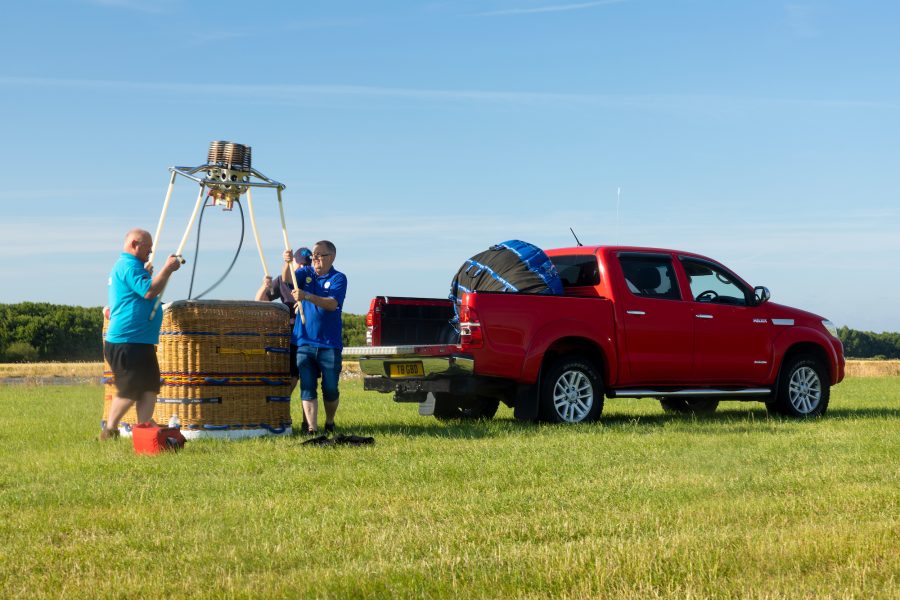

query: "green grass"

left=0, top=378, right=897, bottom=599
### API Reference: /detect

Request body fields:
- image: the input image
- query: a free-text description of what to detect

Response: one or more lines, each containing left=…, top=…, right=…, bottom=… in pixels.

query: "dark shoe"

left=334, top=434, right=375, bottom=446
left=99, top=427, right=120, bottom=442
left=324, top=422, right=335, bottom=434
left=302, top=435, right=334, bottom=446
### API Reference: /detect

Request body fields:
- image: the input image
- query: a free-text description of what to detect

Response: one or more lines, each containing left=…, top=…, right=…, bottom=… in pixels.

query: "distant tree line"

left=1, top=303, right=897, bottom=362
left=0, top=303, right=367, bottom=362
left=836, top=326, right=900, bottom=360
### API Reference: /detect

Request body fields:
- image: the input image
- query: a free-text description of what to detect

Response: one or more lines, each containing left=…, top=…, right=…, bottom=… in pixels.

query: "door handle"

left=695, top=314, right=713, bottom=319
left=626, top=310, right=646, bottom=315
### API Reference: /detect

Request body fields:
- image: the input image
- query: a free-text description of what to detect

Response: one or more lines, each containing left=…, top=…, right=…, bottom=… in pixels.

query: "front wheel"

left=768, top=354, right=830, bottom=418
left=539, top=356, right=604, bottom=424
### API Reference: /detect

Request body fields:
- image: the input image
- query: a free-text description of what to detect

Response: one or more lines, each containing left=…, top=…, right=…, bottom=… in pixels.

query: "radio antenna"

left=616, top=186, right=621, bottom=245
left=569, top=227, right=583, bottom=247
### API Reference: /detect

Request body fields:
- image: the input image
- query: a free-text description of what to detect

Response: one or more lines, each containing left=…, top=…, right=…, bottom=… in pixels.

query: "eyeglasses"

left=311, top=253, right=333, bottom=260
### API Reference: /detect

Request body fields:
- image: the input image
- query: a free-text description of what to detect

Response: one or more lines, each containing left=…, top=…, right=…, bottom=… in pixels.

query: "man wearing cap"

left=255, top=246, right=311, bottom=393
left=287, top=240, right=347, bottom=435
left=102, top=228, right=182, bottom=440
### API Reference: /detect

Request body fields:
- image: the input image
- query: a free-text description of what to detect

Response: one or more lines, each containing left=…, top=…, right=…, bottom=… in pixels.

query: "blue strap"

left=496, top=240, right=563, bottom=295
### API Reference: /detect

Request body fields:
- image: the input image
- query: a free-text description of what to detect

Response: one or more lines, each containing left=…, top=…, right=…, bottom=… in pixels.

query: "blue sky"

left=1, top=1, right=898, bottom=331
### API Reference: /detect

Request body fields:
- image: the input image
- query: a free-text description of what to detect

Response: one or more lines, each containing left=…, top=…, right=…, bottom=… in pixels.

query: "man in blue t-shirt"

left=102, top=228, right=181, bottom=440
left=285, top=240, right=347, bottom=435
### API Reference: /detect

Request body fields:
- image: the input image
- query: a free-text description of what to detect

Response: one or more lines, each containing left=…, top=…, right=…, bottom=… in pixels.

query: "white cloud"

left=476, top=0, right=629, bottom=17
left=784, top=3, right=820, bottom=39
left=188, top=30, right=253, bottom=46
left=85, top=0, right=177, bottom=14
left=1, top=76, right=895, bottom=112
left=2, top=208, right=899, bottom=329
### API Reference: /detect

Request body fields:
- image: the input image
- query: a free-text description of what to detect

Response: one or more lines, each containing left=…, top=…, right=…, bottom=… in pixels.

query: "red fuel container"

left=132, top=423, right=186, bottom=455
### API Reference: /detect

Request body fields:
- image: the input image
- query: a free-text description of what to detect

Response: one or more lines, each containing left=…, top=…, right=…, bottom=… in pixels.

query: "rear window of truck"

left=551, top=255, right=601, bottom=288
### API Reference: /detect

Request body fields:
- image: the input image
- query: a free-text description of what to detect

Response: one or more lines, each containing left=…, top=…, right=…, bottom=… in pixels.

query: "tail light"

left=366, top=298, right=382, bottom=346
left=458, top=304, right=483, bottom=349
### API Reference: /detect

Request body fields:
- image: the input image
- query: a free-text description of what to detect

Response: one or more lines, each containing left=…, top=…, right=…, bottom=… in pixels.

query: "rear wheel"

left=768, top=354, right=830, bottom=418
left=659, top=398, right=720, bottom=414
left=433, top=393, right=499, bottom=420
left=539, top=356, right=604, bottom=424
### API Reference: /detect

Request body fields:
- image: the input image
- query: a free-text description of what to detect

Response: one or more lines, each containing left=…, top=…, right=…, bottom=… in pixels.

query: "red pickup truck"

left=343, top=245, right=845, bottom=422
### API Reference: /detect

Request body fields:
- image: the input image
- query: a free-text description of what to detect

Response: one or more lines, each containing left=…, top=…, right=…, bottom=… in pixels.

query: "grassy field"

left=0, top=378, right=897, bottom=599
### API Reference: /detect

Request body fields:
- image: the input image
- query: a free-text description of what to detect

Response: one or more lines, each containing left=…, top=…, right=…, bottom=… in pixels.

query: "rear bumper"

left=342, top=344, right=474, bottom=378
left=357, top=354, right=474, bottom=378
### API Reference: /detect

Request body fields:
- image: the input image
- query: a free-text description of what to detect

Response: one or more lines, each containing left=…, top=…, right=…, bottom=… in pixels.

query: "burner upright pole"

left=149, top=182, right=206, bottom=320
left=245, top=188, right=269, bottom=278
left=277, top=186, right=305, bottom=325
left=149, top=170, right=177, bottom=268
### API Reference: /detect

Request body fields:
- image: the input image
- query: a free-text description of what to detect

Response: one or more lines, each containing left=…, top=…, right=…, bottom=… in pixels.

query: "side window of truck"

left=680, top=258, right=749, bottom=306
left=551, top=255, right=601, bottom=287
left=618, top=255, right=681, bottom=300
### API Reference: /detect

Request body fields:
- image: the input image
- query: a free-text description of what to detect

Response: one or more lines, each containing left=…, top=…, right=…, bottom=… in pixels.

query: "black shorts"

left=104, top=342, right=161, bottom=399
left=290, top=344, right=299, bottom=378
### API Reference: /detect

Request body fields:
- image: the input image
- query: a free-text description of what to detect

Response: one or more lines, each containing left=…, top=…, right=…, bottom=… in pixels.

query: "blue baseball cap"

left=294, top=247, right=312, bottom=265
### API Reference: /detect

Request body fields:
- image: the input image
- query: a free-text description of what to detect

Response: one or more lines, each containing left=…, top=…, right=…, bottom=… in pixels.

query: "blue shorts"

left=296, top=346, right=342, bottom=402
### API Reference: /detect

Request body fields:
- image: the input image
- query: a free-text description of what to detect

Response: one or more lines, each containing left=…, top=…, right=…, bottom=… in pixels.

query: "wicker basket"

left=102, top=300, right=293, bottom=438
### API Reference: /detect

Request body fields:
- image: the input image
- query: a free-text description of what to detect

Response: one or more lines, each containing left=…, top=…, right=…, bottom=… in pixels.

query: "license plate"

left=388, top=362, right=425, bottom=378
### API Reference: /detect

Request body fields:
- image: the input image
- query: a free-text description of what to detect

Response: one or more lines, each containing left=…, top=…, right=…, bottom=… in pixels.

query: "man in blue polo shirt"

left=255, top=246, right=312, bottom=393
left=102, top=228, right=181, bottom=440
left=286, top=240, right=347, bottom=435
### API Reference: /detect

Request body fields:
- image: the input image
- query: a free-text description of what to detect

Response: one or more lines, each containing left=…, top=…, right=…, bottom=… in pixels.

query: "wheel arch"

left=538, top=336, right=608, bottom=389
left=775, top=341, right=831, bottom=393
left=520, top=320, right=615, bottom=386
left=771, top=327, right=841, bottom=385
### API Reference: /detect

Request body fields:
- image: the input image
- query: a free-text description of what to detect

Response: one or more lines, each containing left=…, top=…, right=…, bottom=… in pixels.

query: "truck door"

left=679, top=257, right=772, bottom=384
left=616, top=253, right=693, bottom=384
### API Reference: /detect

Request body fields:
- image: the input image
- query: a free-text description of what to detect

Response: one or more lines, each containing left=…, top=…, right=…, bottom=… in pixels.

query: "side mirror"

left=753, top=286, right=771, bottom=306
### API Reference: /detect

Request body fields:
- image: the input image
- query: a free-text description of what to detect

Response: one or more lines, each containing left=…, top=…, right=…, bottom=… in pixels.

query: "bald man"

left=101, top=228, right=181, bottom=441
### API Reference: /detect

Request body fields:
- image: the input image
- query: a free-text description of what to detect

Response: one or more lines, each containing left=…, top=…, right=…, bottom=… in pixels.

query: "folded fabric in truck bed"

left=448, top=240, right=563, bottom=336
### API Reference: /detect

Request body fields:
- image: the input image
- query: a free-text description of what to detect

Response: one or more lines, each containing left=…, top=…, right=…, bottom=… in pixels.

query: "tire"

left=770, top=354, right=830, bottom=418
left=433, top=393, right=500, bottom=421
left=539, top=356, right=604, bottom=424
left=659, top=398, right=720, bottom=414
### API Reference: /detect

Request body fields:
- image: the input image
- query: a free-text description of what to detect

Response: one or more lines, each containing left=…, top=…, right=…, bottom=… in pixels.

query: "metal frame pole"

left=245, top=188, right=269, bottom=278
left=149, top=170, right=177, bottom=267
left=149, top=183, right=206, bottom=320
left=277, top=186, right=305, bottom=325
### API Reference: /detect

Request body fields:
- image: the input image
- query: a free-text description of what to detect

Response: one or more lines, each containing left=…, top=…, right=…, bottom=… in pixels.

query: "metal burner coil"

left=207, top=141, right=252, bottom=173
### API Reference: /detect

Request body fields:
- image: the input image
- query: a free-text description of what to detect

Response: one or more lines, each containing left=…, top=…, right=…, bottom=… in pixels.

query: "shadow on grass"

left=824, top=406, right=899, bottom=419
left=348, top=420, right=511, bottom=439
left=347, top=403, right=898, bottom=440
left=348, top=407, right=763, bottom=438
